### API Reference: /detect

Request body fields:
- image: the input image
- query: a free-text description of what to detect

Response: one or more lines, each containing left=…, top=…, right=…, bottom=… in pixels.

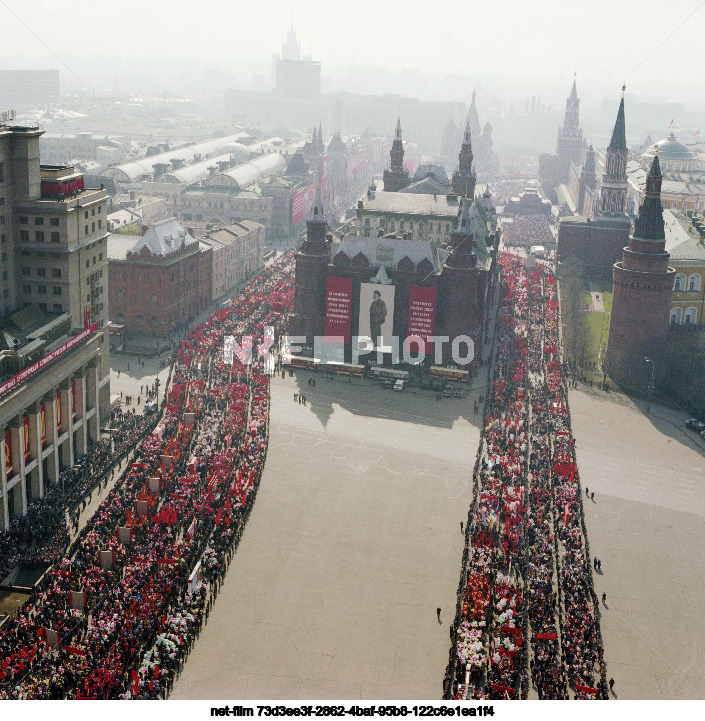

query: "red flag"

left=131, top=669, right=139, bottom=683
left=693, top=129, right=701, bottom=136
left=668, top=118, right=674, bottom=129
left=215, top=508, right=222, bottom=525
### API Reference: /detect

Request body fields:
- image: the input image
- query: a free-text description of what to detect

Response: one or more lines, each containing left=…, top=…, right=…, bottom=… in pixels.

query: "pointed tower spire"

left=383, top=118, right=409, bottom=191
left=452, top=117, right=477, bottom=199
left=599, top=96, right=629, bottom=216
left=467, top=90, right=481, bottom=143
left=569, top=74, right=578, bottom=101
left=463, top=117, right=471, bottom=144
left=609, top=96, right=627, bottom=150
left=633, top=152, right=664, bottom=241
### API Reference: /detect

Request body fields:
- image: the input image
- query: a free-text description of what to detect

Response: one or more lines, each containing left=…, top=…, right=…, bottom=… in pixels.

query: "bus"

left=430, top=365, right=470, bottom=383
left=282, top=353, right=320, bottom=370
left=326, top=361, right=365, bottom=377
left=369, top=366, right=410, bottom=381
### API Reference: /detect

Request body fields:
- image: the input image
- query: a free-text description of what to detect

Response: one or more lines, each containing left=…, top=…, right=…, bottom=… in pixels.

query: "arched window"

left=688, top=274, right=701, bottom=292
left=685, top=307, right=697, bottom=324
left=673, top=273, right=686, bottom=291
left=670, top=307, right=683, bottom=325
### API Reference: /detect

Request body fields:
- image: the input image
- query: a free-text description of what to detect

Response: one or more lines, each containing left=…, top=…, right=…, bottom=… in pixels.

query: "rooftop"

left=358, top=190, right=461, bottom=217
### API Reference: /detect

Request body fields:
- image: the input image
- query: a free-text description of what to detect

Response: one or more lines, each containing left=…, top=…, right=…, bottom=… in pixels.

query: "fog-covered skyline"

left=0, top=0, right=703, bottom=107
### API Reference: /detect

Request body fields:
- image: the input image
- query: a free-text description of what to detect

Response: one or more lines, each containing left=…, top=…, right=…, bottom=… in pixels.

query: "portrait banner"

left=358, top=283, right=395, bottom=351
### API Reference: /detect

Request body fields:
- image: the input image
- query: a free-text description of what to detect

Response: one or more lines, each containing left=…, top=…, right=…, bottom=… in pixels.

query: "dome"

left=642, top=132, right=695, bottom=161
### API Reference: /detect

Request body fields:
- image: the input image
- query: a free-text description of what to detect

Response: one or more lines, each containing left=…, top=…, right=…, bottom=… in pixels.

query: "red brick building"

left=108, top=218, right=212, bottom=333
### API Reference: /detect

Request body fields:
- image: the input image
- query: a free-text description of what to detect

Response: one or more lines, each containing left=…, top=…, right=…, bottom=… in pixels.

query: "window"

left=38, top=302, right=47, bottom=312
left=98, top=252, right=103, bottom=261
left=84, top=211, right=89, bottom=219
left=1, top=254, right=5, bottom=263
left=98, top=220, right=102, bottom=229
left=91, top=222, right=95, bottom=232
left=37, top=268, right=46, bottom=277
left=51, top=232, right=60, bottom=243
left=152, top=293, right=157, bottom=302
left=1, top=234, right=5, bottom=244
left=673, top=274, right=686, bottom=291
left=52, top=304, right=63, bottom=313
left=136, top=314, right=144, bottom=325
left=50, top=218, right=59, bottom=226
left=688, top=274, right=701, bottom=292
left=35, top=217, right=43, bottom=225
left=0, top=197, right=3, bottom=206
left=0, top=215, right=4, bottom=225
left=86, top=259, right=90, bottom=269
left=35, top=231, right=45, bottom=242
left=91, top=208, right=95, bottom=216
left=19, top=230, right=29, bottom=241
left=151, top=317, right=158, bottom=327
left=685, top=307, right=697, bottom=324
left=37, top=285, right=46, bottom=295
left=22, top=267, right=31, bottom=276
left=85, top=225, right=89, bottom=235
left=22, top=284, right=31, bottom=293
left=98, top=205, right=102, bottom=213
left=51, top=268, right=61, bottom=278
left=117, top=312, right=125, bottom=323
left=20, top=216, right=28, bottom=224
left=52, top=286, right=62, bottom=296
left=20, top=250, right=29, bottom=257
left=670, top=307, right=683, bottom=325
left=92, top=256, right=96, bottom=265
left=1, top=271, right=6, bottom=281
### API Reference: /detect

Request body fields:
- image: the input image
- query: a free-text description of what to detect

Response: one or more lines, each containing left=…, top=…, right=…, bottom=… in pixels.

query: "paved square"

left=172, top=372, right=485, bottom=699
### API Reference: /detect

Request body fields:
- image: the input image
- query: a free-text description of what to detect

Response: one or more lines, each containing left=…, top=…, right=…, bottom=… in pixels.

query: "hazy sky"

left=1, top=0, right=704, bottom=102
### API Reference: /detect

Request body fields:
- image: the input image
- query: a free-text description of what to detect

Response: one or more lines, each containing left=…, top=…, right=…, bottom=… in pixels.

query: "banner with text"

left=291, top=183, right=318, bottom=225
left=324, top=277, right=353, bottom=343
left=407, top=285, right=437, bottom=355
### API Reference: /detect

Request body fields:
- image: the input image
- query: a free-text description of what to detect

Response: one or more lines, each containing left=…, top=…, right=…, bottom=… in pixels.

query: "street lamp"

left=644, top=357, right=655, bottom=413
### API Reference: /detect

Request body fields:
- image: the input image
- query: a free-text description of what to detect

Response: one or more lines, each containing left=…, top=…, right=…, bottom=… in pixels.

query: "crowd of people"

left=444, top=252, right=607, bottom=700
left=0, top=412, right=159, bottom=584
left=501, top=215, right=554, bottom=250
left=0, top=250, right=296, bottom=699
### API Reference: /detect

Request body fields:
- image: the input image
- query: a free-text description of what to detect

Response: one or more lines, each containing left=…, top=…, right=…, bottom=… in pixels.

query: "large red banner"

left=324, top=277, right=353, bottom=343
left=40, top=404, right=46, bottom=449
left=0, top=323, right=97, bottom=399
left=291, top=183, right=317, bottom=225
left=22, top=416, right=30, bottom=463
left=4, top=430, right=12, bottom=476
left=407, top=285, right=437, bottom=353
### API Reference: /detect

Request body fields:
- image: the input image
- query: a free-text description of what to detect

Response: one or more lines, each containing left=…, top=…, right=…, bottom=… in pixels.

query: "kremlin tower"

left=451, top=119, right=478, bottom=199
left=382, top=118, right=410, bottom=192
left=604, top=152, right=675, bottom=378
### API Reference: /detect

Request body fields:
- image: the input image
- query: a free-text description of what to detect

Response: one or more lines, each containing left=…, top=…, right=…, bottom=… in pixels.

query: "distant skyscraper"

left=282, top=21, right=301, bottom=61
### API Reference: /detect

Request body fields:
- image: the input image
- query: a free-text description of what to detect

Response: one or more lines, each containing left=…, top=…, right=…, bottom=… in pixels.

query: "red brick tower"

left=437, top=199, right=486, bottom=364
left=451, top=118, right=477, bottom=199
left=382, top=118, right=410, bottom=192
left=604, top=153, right=675, bottom=377
left=289, top=207, right=329, bottom=343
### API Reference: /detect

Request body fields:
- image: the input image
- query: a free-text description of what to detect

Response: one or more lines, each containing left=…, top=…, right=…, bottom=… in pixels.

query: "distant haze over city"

left=0, top=0, right=703, bottom=114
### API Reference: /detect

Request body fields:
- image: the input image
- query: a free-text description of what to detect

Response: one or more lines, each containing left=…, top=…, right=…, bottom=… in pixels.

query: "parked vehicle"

left=393, top=380, right=405, bottom=391
left=685, top=418, right=705, bottom=432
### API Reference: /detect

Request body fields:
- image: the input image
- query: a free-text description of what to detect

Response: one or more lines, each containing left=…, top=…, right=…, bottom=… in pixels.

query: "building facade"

left=199, top=221, right=265, bottom=301
left=1, top=122, right=110, bottom=529
left=108, top=218, right=212, bottom=333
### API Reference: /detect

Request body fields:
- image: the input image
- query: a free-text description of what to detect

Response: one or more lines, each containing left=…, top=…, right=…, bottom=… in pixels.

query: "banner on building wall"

left=0, top=323, right=97, bottom=400
left=324, top=277, right=353, bottom=343
left=40, top=404, right=47, bottom=449
left=358, top=283, right=396, bottom=351
left=407, top=285, right=437, bottom=354
left=346, top=149, right=371, bottom=179
left=22, top=416, right=30, bottom=463
left=71, top=380, right=76, bottom=421
left=56, top=392, right=62, bottom=434
left=321, top=154, right=329, bottom=198
left=4, top=430, right=12, bottom=476
left=291, top=183, right=318, bottom=226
